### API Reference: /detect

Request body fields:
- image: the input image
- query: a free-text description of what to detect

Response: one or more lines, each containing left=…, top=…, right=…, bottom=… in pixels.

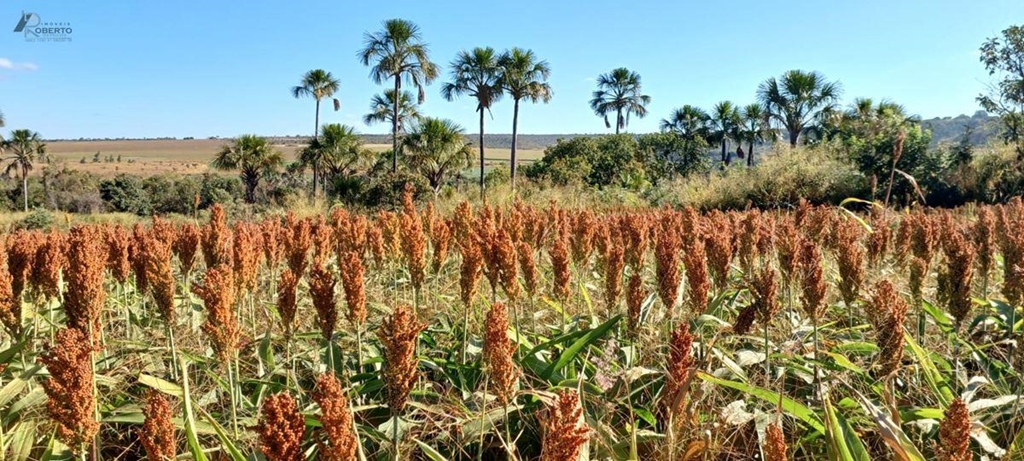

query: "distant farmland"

left=43, top=136, right=553, bottom=177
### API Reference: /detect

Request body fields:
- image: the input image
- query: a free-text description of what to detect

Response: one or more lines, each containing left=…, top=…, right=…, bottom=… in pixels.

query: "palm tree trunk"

left=789, top=127, right=799, bottom=148
left=721, top=139, right=727, bottom=164
left=615, top=109, right=622, bottom=135
left=21, top=171, right=28, bottom=213
left=315, top=99, right=321, bottom=139
left=312, top=167, right=318, bottom=199
left=511, top=98, right=520, bottom=190
left=392, top=76, right=401, bottom=173
left=479, top=109, right=486, bottom=199
left=747, top=139, right=754, bottom=167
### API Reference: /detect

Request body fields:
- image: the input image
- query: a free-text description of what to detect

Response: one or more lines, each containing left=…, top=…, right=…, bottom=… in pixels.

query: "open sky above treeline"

left=2, top=0, right=1023, bottom=139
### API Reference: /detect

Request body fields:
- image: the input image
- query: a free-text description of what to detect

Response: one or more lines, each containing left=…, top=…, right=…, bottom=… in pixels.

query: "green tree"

left=363, top=89, right=421, bottom=137
left=498, top=47, right=552, bottom=188
left=300, top=124, right=369, bottom=197
left=211, top=134, right=284, bottom=204
left=710, top=101, right=741, bottom=165
left=441, top=47, right=503, bottom=196
left=3, top=129, right=47, bottom=212
left=402, top=117, right=472, bottom=194
left=739, top=103, right=772, bottom=167
left=757, top=70, right=842, bottom=147
left=589, top=67, right=651, bottom=134
left=978, top=25, right=1024, bottom=160
left=660, top=105, right=711, bottom=141
left=291, top=69, right=340, bottom=139
left=359, top=19, right=439, bottom=172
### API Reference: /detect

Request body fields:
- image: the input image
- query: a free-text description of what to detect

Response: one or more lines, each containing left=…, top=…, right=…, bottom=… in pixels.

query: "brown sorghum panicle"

left=233, top=221, right=264, bottom=293
left=33, top=230, right=67, bottom=300
left=705, top=212, right=735, bottom=291
left=284, top=213, right=312, bottom=277
left=202, top=204, right=232, bottom=269
left=431, top=218, right=452, bottom=274
left=0, top=238, right=14, bottom=335
left=834, top=219, right=865, bottom=307
left=131, top=223, right=151, bottom=293
left=65, top=226, right=107, bottom=340
left=193, top=265, right=239, bottom=362
left=624, top=213, right=651, bottom=270
left=603, top=229, right=626, bottom=310
left=400, top=185, right=427, bottom=292
left=764, top=422, right=788, bottom=461
left=973, top=206, right=995, bottom=288
left=378, top=210, right=402, bottom=259
left=309, top=264, right=337, bottom=341
left=571, top=210, right=597, bottom=265
left=775, top=218, right=799, bottom=285
left=663, top=322, right=695, bottom=419
left=173, top=222, right=201, bottom=276
left=256, top=392, right=306, bottom=461
left=495, top=228, right=520, bottom=301
left=313, top=373, right=359, bottom=461
left=518, top=241, right=538, bottom=298
left=733, top=304, right=758, bottom=335
left=379, top=304, right=426, bottom=414
left=655, top=211, right=683, bottom=314
left=997, top=200, right=1024, bottom=305
left=936, top=397, right=971, bottom=461
left=550, top=223, right=571, bottom=301
left=626, top=272, right=644, bottom=333
left=459, top=236, right=484, bottom=307
left=261, top=217, right=285, bottom=271
left=144, top=219, right=177, bottom=324
left=738, top=210, right=762, bottom=274
left=873, top=280, right=908, bottom=377
left=452, top=201, right=474, bottom=245
left=484, top=302, right=519, bottom=405
left=8, top=230, right=40, bottom=304
left=311, top=214, right=334, bottom=270
left=683, top=235, right=710, bottom=315
left=867, top=208, right=892, bottom=267
left=540, top=390, right=590, bottom=461
left=752, top=267, right=780, bottom=324
left=339, top=250, right=367, bottom=326
left=139, top=391, right=176, bottom=461
left=937, top=224, right=975, bottom=329
left=797, top=237, right=828, bottom=321
left=39, top=327, right=99, bottom=452
left=367, top=222, right=386, bottom=267
left=104, top=224, right=132, bottom=284
left=276, top=269, right=299, bottom=338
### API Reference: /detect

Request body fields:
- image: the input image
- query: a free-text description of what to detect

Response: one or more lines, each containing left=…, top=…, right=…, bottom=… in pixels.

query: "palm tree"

left=498, top=48, right=552, bottom=188
left=364, top=89, right=421, bottom=137
left=402, top=117, right=473, bottom=194
left=359, top=19, right=439, bottom=172
left=291, top=69, right=340, bottom=138
left=739, top=103, right=772, bottom=167
left=301, top=123, right=369, bottom=196
left=212, top=135, right=284, bottom=204
left=3, top=129, right=46, bottom=212
left=660, top=105, right=711, bottom=142
left=589, top=67, right=651, bottom=134
left=710, top=101, right=741, bottom=165
left=441, top=47, right=503, bottom=196
left=757, top=70, right=842, bottom=147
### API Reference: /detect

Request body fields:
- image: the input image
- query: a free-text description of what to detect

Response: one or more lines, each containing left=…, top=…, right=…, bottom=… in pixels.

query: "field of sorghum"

left=1, top=187, right=1023, bottom=460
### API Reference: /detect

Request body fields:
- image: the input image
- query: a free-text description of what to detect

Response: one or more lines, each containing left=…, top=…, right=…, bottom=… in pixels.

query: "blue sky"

left=1, top=0, right=1022, bottom=139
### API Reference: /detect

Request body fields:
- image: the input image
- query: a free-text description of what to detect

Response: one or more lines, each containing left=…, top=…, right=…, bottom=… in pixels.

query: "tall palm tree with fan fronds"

left=710, top=101, right=741, bottom=165
left=3, top=129, right=47, bottom=212
left=301, top=123, right=369, bottom=196
left=441, top=47, right=503, bottom=196
left=291, top=69, right=340, bottom=139
left=359, top=19, right=439, bottom=172
left=498, top=48, right=552, bottom=188
left=402, top=117, right=473, bottom=195
left=364, top=89, right=421, bottom=139
left=757, top=70, right=842, bottom=147
left=589, top=67, right=650, bottom=134
left=739, top=103, right=773, bottom=166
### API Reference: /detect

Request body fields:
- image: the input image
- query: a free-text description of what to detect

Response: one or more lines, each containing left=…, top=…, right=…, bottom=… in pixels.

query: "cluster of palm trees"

left=290, top=19, right=552, bottom=196
left=654, top=70, right=845, bottom=167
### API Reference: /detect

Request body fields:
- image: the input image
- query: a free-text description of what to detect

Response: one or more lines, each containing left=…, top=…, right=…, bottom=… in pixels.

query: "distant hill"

left=921, top=111, right=1001, bottom=146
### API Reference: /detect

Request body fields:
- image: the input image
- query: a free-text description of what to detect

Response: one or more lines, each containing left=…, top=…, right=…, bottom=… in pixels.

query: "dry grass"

left=43, top=139, right=545, bottom=178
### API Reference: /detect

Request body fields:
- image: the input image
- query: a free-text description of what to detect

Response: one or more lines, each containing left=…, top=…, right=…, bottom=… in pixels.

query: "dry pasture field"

left=44, top=139, right=545, bottom=177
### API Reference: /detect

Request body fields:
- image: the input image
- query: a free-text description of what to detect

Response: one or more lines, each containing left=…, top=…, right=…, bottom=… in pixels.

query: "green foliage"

left=402, top=117, right=473, bottom=193
left=40, top=167, right=104, bottom=213
left=101, top=174, right=152, bottom=215
left=978, top=24, right=1024, bottom=159
left=359, top=170, right=431, bottom=208
left=16, top=208, right=54, bottom=230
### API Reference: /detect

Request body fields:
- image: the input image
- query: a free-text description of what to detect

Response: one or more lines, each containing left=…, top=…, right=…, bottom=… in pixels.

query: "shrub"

left=101, top=174, right=152, bottom=215
left=17, top=208, right=55, bottom=230
left=41, top=167, right=104, bottom=213
left=144, top=175, right=202, bottom=215
left=359, top=170, right=430, bottom=208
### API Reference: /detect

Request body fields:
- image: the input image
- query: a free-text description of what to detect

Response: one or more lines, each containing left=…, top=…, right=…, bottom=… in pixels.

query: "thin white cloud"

left=0, top=58, right=38, bottom=71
